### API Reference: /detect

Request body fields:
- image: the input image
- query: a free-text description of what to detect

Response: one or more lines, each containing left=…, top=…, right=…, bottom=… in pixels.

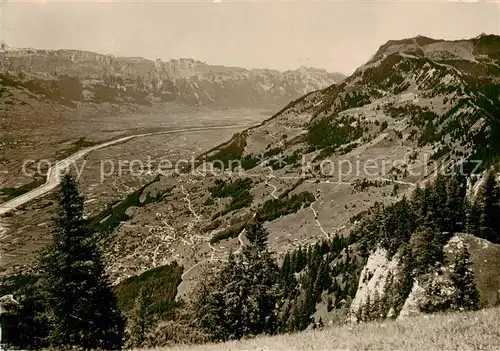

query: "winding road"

left=0, top=124, right=247, bottom=216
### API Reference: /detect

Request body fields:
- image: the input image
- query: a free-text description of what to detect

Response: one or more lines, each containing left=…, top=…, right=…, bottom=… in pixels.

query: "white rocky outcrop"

left=349, top=247, right=401, bottom=322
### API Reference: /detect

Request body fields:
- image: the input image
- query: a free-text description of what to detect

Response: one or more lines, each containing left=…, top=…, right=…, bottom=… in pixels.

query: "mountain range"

left=0, top=44, right=345, bottom=108
left=1, top=34, right=500, bottom=348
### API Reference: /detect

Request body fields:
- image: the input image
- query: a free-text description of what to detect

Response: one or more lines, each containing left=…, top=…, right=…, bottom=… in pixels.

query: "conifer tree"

left=192, top=276, right=228, bottom=341
left=277, top=302, right=292, bottom=334
left=450, top=246, right=480, bottom=311
left=410, top=226, right=442, bottom=275
left=222, top=252, right=248, bottom=339
left=40, top=173, right=124, bottom=349
left=466, top=201, right=482, bottom=236
left=392, top=244, right=414, bottom=315
left=361, top=295, right=371, bottom=322
left=0, top=282, right=50, bottom=349
left=327, top=296, right=334, bottom=312
left=289, top=301, right=302, bottom=331
left=478, top=171, right=500, bottom=243
left=242, top=219, right=279, bottom=336
left=279, top=252, right=296, bottom=295
left=192, top=219, right=279, bottom=340
left=130, top=286, right=153, bottom=347
left=446, top=174, right=467, bottom=233
left=433, top=175, right=450, bottom=233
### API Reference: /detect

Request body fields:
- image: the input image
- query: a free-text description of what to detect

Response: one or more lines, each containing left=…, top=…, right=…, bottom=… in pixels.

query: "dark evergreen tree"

left=381, top=197, right=417, bottom=255
left=478, top=171, right=500, bottom=243
left=326, top=296, right=334, bottom=312
left=361, top=295, right=371, bottom=322
left=192, top=276, right=228, bottom=341
left=432, top=175, right=450, bottom=233
left=277, top=302, right=292, bottom=334
left=446, top=174, right=467, bottom=233
left=40, top=174, right=124, bottom=349
left=222, top=252, right=248, bottom=339
left=130, top=286, right=153, bottom=347
left=0, top=283, right=50, bottom=349
left=391, top=244, right=414, bottom=316
left=279, top=252, right=296, bottom=296
left=410, top=226, right=442, bottom=275
left=192, top=219, right=279, bottom=341
left=289, top=301, right=302, bottom=332
left=466, top=201, right=482, bottom=236
left=242, top=220, right=279, bottom=336
left=245, top=219, right=268, bottom=249
left=450, top=246, right=480, bottom=311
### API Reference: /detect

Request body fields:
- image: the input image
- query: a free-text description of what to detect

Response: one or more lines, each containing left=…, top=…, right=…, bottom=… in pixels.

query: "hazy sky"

left=1, top=0, right=499, bottom=74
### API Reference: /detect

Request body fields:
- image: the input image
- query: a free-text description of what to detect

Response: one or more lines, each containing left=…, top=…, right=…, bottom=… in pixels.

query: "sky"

left=1, top=0, right=499, bottom=75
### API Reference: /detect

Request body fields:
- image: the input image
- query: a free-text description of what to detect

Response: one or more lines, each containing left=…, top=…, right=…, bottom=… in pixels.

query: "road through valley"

left=0, top=124, right=248, bottom=216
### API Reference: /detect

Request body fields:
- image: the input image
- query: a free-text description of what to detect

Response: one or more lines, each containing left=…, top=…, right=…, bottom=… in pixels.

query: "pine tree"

left=361, top=295, right=371, bottom=322
left=450, top=246, right=480, bottom=311
left=372, top=290, right=382, bottom=321
left=130, top=286, right=153, bottom=347
left=277, top=302, right=292, bottom=334
left=245, top=219, right=268, bottom=250
left=446, top=174, right=467, bottom=233
left=192, top=277, right=228, bottom=341
left=355, top=304, right=362, bottom=323
left=478, top=171, right=500, bottom=243
left=433, top=175, right=450, bottom=233
left=192, top=219, right=279, bottom=340
left=279, top=252, right=296, bottom=295
left=392, top=244, right=414, bottom=316
left=466, top=201, right=482, bottom=236
left=227, top=268, right=247, bottom=338
left=0, top=282, right=50, bottom=349
left=242, top=219, right=279, bottom=336
left=410, top=226, right=442, bottom=275
left=289, top=301, right=302, bottom=332
left=327, top=296, right=334, bottom=312
left=40, top=174, right=124, bottom=349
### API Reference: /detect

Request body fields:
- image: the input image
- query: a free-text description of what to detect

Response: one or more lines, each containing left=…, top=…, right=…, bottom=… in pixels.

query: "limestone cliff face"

left=349, top=247, right=400, bottom=321
left=0, top=46, right=345, bottom=108
left=351, top=234, right=500, bottom=322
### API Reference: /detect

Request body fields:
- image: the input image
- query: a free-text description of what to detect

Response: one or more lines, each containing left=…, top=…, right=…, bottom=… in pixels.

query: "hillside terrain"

left=0, top=43, right=345, bottom=154
left=161, top=307, right=500, bottom=350
left=93, top=34, right=500, bottom=345
left=91, top=33, right=500, bottom=282
left=0, top=45, right=343, bottom=274
left=0, top=44, right=343, bottom=205
left=2, top=34, right=500, bottom=349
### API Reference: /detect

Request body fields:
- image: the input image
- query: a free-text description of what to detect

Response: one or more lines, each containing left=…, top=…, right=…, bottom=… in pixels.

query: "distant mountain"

left=0, top=45, right=345, bottom=108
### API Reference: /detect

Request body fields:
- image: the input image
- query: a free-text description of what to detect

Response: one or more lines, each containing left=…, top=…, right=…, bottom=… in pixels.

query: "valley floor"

left=152, top=308, right=500, bottom=351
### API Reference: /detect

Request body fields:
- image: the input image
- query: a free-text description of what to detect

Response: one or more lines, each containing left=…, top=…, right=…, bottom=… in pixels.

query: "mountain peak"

left=367, top=33, right=500, bottom=67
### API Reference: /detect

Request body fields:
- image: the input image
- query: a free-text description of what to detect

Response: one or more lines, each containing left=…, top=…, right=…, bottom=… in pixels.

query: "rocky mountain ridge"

left=0, top=44, right=345, bottom=108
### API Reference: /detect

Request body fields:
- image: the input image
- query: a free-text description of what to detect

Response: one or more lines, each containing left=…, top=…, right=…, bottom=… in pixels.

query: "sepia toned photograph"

left=0, top=0, right=499, bottom=350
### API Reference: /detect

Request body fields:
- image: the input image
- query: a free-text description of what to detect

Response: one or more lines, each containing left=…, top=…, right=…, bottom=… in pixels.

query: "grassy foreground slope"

left=154, top=308, right=500, bottom=351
